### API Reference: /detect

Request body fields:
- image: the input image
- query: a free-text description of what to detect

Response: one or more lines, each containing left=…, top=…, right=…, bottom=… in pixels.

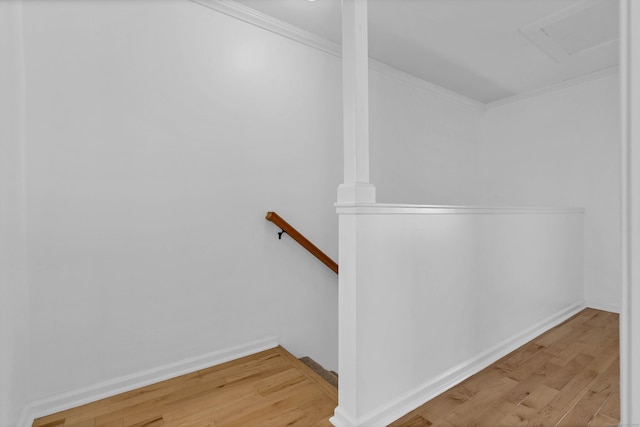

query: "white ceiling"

left=232, top=0, right=619, bottom=103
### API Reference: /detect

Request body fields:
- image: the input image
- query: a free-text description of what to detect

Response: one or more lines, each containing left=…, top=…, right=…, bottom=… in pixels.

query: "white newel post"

left=332, top=0, right=374, bottom=426
left=337, top=0, right=375, bottom=204
left=621, top=0, right=640, bottom=422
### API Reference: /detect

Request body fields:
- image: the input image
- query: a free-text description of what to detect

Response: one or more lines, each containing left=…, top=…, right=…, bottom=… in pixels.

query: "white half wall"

left=333, top=204, right=584, bottom=426
left=0, top=1, right=30, bottom=426
left=479, top=74, right=621, bottom=312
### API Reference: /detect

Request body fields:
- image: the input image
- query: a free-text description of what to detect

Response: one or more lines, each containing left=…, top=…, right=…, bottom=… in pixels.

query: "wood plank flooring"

left=390, top=308, right=620, bottom=427
left=32, top=308, right=619, bottom=427
left=32, top=346, right=337, bottom=427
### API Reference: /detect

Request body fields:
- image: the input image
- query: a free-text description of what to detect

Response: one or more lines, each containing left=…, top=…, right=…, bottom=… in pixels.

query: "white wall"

left=332, top=205, right=584, bottom=426
left=369, top=70, right=482, bottom=205
left=0, top=1, right=30, bottom=426
left=479, top=74, right=621, bottom=312
left=20, top=0, right=342, bottom=412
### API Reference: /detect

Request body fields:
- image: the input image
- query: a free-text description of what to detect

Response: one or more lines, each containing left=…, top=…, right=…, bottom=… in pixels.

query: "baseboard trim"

left=353, top=301, right=586, bottom=427
left=586, top=300, right=622, bottom=314
left=329, top=406, right=358, bottom=427
left=18, top=336, right=279, bottom=427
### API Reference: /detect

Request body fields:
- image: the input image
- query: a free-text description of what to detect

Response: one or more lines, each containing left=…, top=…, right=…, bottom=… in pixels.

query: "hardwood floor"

left=32, top=346, right=337, bottom=427
left=390, top=308, right=620, bottom=427
left=33, top=308, right=619, bottom=427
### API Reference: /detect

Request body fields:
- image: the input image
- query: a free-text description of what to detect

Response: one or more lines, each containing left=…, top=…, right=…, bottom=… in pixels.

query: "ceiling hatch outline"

left=520, top=0, right=619, bottom=63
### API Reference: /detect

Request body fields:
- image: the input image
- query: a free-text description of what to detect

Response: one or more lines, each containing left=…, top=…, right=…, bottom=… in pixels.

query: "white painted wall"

left=19, top=0, right=342, bottom=414
left=369, top=69, right=482, bottom=205
left=332, top=205, right=584, bottom=427
left=479, top=74, right=621, bottom=312
left=0, top=1, right=30, bottom=426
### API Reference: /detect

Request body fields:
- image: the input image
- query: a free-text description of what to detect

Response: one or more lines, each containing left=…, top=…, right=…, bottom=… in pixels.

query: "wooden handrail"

left=266, top=211, right=338, bottom=274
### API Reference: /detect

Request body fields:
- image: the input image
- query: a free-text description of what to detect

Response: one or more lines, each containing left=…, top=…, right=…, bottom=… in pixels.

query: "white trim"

left=188, top=0, right=342, bottom=55
left=585, top=300, right=622, bottom=314
left=189, top=0, right=340, bottom=57
left=355, top=302, right=586, bottom=427
left=487, top=66, right=619, bottom=109
left=187, top=0, right=484, bottom=111
left=340, top=0, right=375, bottom=201
left=620, top=0, right=636, bottom=422
left=329, top=407, right=358, bottom=427
left=17, top=337, right=279, bottom=427
left=620, top=0, right=630, bottom=422
left=336, top=202, right=584, bottom=215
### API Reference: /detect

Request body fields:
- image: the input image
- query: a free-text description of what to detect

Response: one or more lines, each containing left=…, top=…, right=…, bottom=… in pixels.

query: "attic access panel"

left=520, top=0, right=619, bottom=62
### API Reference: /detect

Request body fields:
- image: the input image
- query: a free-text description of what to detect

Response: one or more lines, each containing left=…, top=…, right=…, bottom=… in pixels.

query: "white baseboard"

left=329, top=407, right=358, bottom=427
left=344, top=302, right=586, bottom=427
left=586, top=300, right=621, bottom=314
left=18, top=336, right=279, bottom=427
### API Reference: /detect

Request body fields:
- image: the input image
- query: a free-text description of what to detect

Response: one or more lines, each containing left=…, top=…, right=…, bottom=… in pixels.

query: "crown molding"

left=487, top=65, right=619, bottom=110
left=188, top=0, right=484, bottom=110
left=190, top=0, right=341, bottom=57
left=189, top=0, right=341, bottom=57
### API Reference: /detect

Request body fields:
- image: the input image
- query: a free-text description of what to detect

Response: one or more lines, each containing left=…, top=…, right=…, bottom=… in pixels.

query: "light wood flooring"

left=391, top=308, right=620, bottom=427
left=33, top=308, right=619, bottom=427
left=32, top=346, right=337, bottom=427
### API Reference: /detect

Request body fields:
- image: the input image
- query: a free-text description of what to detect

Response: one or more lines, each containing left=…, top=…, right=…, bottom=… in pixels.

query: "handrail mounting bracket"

left=265, top=211, right=339, bottom=274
